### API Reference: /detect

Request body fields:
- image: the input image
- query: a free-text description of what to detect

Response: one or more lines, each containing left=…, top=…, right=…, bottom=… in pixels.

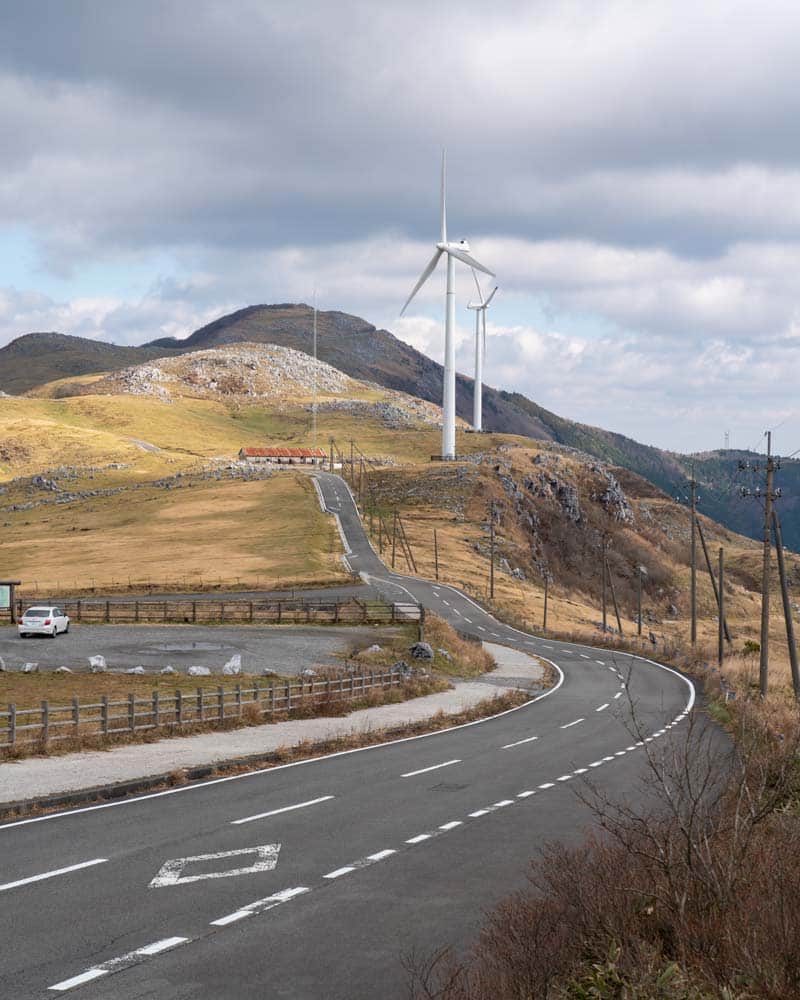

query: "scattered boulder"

left=437, top=648, right=452, bottom=662
left=667, top=604, right=679, bottom=617
left=125, top=666, right=146, bottom=675
left=391, top=660, right=412, bottom=675
left=0, top=655, right=5, bottom=672
left=188, top=665, right=211, bottom=676
left=22, top=662, right=39, bottom=673
left=261, top=669, right=279, bottom=677
left=365, top=644, right=382, bottom=654
left=55, top=666, right=72, bottom=673
left=649, top=632, right=658, bottom=645
left=89, top=654, right=107, bottom=672
left=222, top=654, right=242, bottom=675
left=160, top=665, right=177, bottom=675
left=410, top=641, right=434, bottom=661
left=301, top=668, right=317, bottom=678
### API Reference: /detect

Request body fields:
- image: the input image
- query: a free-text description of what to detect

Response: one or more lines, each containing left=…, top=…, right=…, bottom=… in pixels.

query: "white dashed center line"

left=596, top=703, right=609, bottom=712
left=406, top=833, right=432, bottom=844
left=560, top=718, right=584, bottom=729
left=401, top=759, right=461, bottom=778
left=324, top=866, right=356, bottom=880
left=1, top=857, right=107, bottom=894
left=231, top=795, right=334, bottom=825
left=500, top=735, right=539, bottom=749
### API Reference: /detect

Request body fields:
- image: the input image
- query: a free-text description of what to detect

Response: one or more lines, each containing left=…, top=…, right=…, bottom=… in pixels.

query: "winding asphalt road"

left=0, top=473, right=696, bottom=999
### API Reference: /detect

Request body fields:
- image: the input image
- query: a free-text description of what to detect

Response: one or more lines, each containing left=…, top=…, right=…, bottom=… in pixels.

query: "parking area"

left=0, top=624, right=406, bottom=675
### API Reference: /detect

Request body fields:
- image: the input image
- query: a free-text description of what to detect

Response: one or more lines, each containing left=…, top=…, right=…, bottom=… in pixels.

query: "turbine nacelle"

left=437, top=239, right=471, bottom=253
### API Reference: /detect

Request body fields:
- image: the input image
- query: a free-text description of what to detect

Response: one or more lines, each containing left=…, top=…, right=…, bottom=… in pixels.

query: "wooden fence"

left=6, top=597, right=420, bottom=626
left=1, top=671, right=404, bottom=751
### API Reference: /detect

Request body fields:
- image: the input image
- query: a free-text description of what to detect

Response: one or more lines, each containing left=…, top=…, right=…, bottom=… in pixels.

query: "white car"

left=18, top=606, right=70, bottom=638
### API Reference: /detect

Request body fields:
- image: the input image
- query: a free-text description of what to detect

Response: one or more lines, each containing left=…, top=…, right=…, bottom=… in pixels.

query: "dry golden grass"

left=3, top=473, right=349, bottom=593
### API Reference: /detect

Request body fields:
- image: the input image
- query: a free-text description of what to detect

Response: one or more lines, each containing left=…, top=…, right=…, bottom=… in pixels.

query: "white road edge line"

left=1, top=857, right=107, bottom=893
left=401, top=759, right=461, bottom=778
left=231, top=795, right=334, bottom=825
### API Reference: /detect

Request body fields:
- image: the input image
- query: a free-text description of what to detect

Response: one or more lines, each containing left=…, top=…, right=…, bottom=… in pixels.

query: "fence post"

left=77, top=599, right=82, bottom=622
left=163, top=601, right=168, bottom=622
left=197, top=688, right=204, bottom=721
left=135, top=601, right=139, bottom=624
left=176, top=689, right=183, bottom=725
left=285, top=680, right=291, bottom=712
left=218, top=686, right=224, bottom=722
left=236, top=684, right=242, bottom=718
left=153, top=690, right=160, bottom=729
left=41, top=700, right=49, bottom=744
left=220, top=603, right=225, bottom=624
left=105, top=601, right=110, bottom=623
left=8, top=703, right=16, bottom=746
left=192, top=600, right=197, bottom=623
left=277, top=601, right=282, bottom=624
left=335, top=602, right=340, bottom=623
left=101, top=695, right=109, bottom=735
left=72, top=696, right=80, bottom=735
left=249, top=601, right=254, bottom=623
left=270, top=684, right=276, bottom=716
left=128, top=693, right=135, bottom=732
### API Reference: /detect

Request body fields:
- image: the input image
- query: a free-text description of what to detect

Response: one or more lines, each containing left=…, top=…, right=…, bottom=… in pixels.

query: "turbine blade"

left=448, top=246, right=494, bottom=276
left=440, top=149, right=447, bottom=243
left=471, top=267, right=485, bottom=304
left=484, top=286, right=498, bottom=306
left=399, top=249, right=443, bottom=316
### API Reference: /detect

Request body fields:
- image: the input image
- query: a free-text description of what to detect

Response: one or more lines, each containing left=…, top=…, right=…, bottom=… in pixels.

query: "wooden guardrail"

left=7, top=597, right=420, bottom=626
left=1, top=671, right=404, bottom=751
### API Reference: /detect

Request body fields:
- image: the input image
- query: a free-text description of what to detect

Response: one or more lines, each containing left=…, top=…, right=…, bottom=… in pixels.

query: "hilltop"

left=1, top=304, right=798, bottom=548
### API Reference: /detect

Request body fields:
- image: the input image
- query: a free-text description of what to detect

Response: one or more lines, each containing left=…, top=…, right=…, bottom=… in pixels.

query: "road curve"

left=0, top=473, right=695, bottom=1000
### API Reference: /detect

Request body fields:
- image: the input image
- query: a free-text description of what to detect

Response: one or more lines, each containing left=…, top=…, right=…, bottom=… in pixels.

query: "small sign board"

left=0, top=585, right=9, bottom=610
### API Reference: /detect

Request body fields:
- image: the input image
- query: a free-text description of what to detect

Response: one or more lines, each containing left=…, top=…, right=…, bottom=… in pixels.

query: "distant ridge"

left=2, top=305, right=798, bottom=548
left=0, top=332, right=179, bottom=395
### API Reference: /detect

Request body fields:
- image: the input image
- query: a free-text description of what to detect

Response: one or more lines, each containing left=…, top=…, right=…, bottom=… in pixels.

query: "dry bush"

left=409, top=710, right=800, bottom=1000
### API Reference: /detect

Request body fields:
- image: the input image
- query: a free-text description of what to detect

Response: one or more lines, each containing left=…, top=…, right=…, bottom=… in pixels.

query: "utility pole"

left=759, top=432, right=775, bottom=696
left=696, top=517, right=731, bottom=642
left=329, top=438, right=334, bottom=474
left=601, top=535, right=607, bottom=633
left=391, top=511, right=398, bottom=570
left=690, top=473, right=697, bottom=645
left=378, top=515, right=383, bottom=554
left=636, top=564, right=647, bottom=637
left=606, top=556, right=623, bottom=635
left=350, top=440, right=355, bottom=490
left=718, top=546, right=725, bottom=669
left=433, top=529, right=439, bottom=581
left=489, top=501, right=496, bottom=600
left=676, top=474, right=699, bottom=644
left=543, top=573, right=549, bottom=633
left=740, top=434, right=780, bottom=697
left=772, top=509, right=800, bottom=702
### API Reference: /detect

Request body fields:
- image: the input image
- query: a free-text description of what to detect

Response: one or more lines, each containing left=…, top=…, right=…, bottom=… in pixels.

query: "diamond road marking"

left=150, top=844, right=281, bottom=888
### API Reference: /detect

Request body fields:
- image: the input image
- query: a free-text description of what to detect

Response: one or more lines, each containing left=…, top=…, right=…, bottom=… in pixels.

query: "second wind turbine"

left=400, top=152, right=495, bottom=460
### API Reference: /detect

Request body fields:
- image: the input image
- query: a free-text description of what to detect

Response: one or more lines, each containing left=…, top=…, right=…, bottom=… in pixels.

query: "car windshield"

left=24, top=608, right=51, bottom=618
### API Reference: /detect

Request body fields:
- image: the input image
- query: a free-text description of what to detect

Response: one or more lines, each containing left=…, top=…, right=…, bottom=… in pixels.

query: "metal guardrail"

left=1, top=671, right=404, bottom=751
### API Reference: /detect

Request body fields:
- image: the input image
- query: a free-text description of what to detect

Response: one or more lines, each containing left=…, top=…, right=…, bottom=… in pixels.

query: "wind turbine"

left=466, top=271, right=497, bottom=433
left=400, top=152, right=495, bottom=459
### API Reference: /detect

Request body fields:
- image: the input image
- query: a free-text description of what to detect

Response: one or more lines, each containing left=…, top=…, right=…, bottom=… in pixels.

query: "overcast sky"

left=1, top=0, right=798, bottom=454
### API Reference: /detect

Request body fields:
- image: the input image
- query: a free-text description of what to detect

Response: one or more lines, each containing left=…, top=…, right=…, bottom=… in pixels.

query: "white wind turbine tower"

left=400, top=152, right=495, bottom=459
left=466, top=270, right=497, bottom=433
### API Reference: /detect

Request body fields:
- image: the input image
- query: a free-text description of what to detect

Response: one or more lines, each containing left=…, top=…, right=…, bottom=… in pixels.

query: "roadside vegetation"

left=408, top=701, right=800, bottom=1000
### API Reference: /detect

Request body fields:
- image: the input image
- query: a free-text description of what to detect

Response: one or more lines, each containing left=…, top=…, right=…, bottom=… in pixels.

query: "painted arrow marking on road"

left=150, top=844, right=281, bottom=888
